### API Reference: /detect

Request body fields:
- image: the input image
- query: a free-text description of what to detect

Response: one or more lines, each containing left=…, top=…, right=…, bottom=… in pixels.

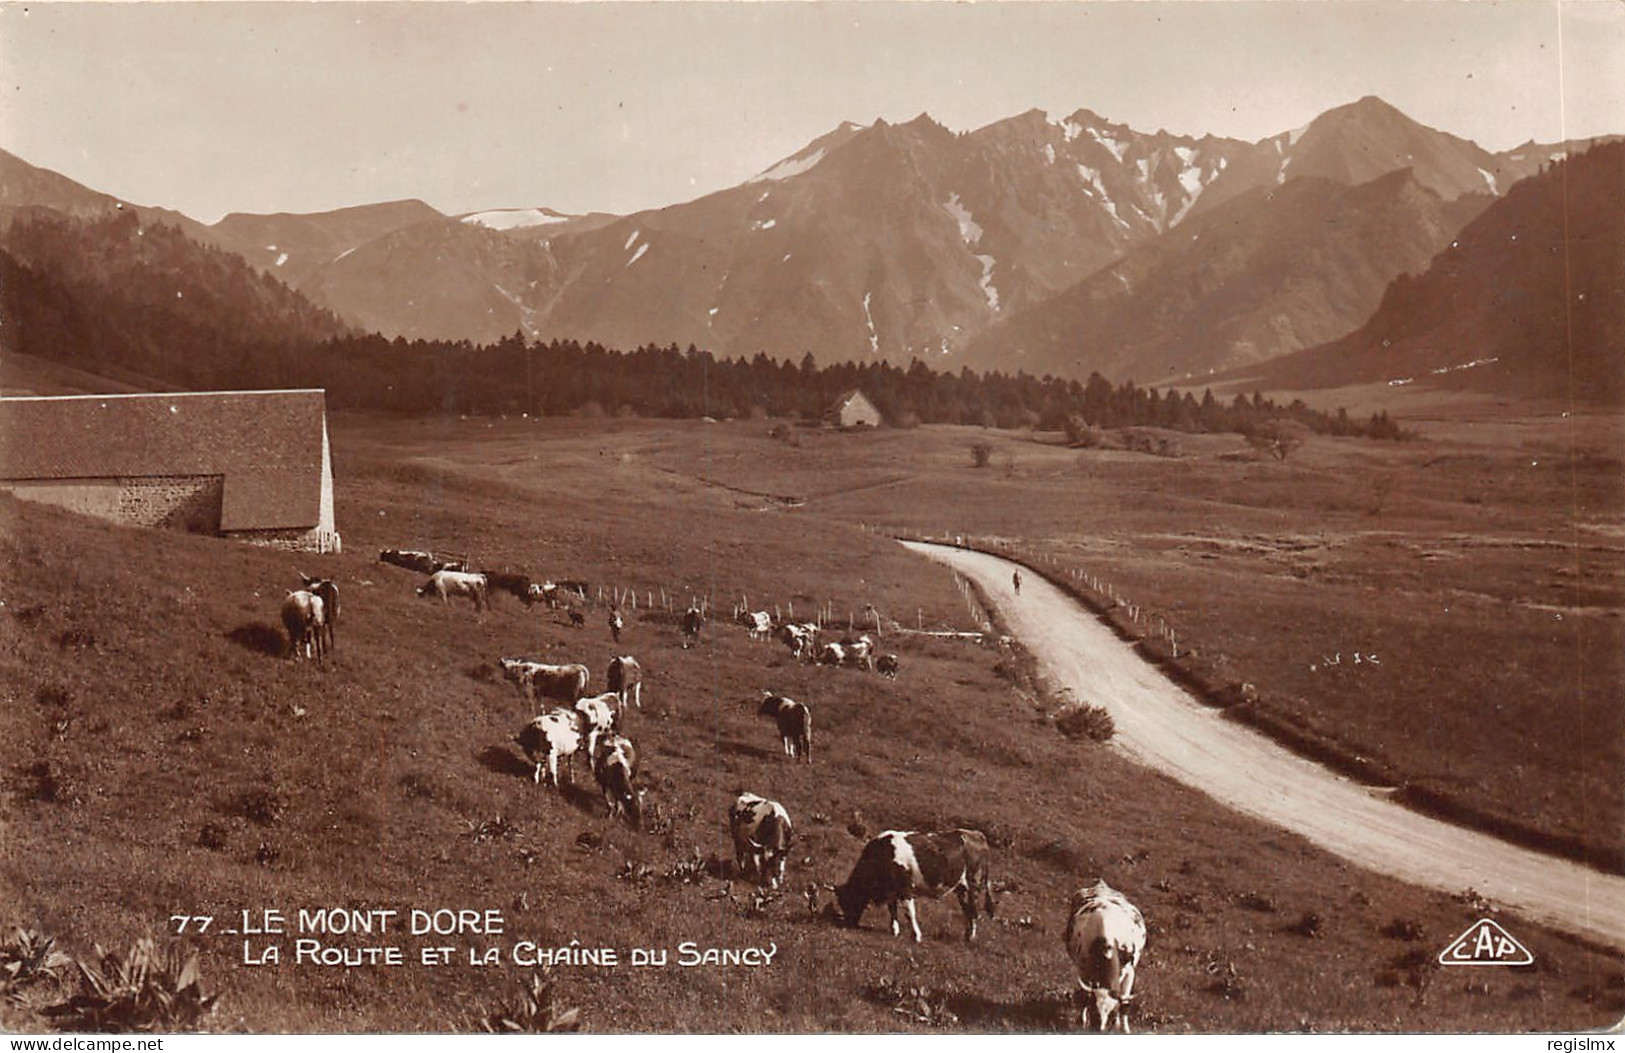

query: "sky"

left=2, top=1, right=1622, bottom=225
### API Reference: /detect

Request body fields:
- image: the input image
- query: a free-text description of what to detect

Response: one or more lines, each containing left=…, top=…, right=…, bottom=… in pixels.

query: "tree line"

left=0, top=210, right=1408, bottom=441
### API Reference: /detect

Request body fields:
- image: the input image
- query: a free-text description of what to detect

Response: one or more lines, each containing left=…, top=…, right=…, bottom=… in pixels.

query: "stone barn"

left=825, top=388, right=883, bottom=429
left=0, top=389, right=341, bottom=553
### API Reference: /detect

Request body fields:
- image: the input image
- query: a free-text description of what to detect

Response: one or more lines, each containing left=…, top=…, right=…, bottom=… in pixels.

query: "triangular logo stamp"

left=1438, top=918, right=1534, bottom=966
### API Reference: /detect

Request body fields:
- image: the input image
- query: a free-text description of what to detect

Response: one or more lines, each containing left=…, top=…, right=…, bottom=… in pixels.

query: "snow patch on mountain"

left=1174, top=145, right=1197, bottom=165
left=1088, top=126, right=1129, bottom=162
left=1044, top=143, right=1056, bottom=165
left=275, top=252, right=289, bottom=267
left=1478, top=167, right=1498, bottom=194
left=1076, top=165, right=1128, bottom=229
left=753, top=218, right=778, bottom=230
left=1170, top=160, right=1208, bottom=226
left=1135, top=158, right=1151, bottom=183
left=462, top=209, right=571, bottom=231
left=627, top=241, right=650, bottom=266
left=1059, top=118, right=1084, bottom=142
left=333, top=246, right=356, bottom=263
left=1287, top=122, right=1311, bottom=146
left=624, top=230, right=640, bottom=251
left=748, top=147, right=826, bottom=184
left=943, top=194, right=1000, bottom=312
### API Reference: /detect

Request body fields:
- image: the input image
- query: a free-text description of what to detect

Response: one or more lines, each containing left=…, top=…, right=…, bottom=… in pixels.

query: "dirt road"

left=904, top=541, right=1625, bottom=950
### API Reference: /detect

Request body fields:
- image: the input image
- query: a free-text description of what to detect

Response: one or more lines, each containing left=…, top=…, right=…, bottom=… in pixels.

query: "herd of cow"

left=274, top=549, right=1149, bottom=1032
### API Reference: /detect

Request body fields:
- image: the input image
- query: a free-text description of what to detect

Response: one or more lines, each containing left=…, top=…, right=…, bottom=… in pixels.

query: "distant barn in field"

left=825, top=388, right=883, bottom=429
left=0, top=389, right=341, bottom=553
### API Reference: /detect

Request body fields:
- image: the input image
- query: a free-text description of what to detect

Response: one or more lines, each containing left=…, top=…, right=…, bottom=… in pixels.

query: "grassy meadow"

left=1, top=406, right=1621, bottom=1033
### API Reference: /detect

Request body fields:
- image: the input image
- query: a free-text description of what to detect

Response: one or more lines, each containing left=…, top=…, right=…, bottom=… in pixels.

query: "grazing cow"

left=297, top=573, right=339, bottom=654
left=817, top=642, right=846, bottom=667
left=1064, top=881, right=1147, bottom=1033
left=486, top=570, right=534, bottom=607
left=608, top=608, right=625, bottom=643
left=416, top=569, right=489, bottom=610
left=280, top=589, right=326, bottom=661
left=741, top=610, right=772, bottom=641
left=500, top=658, right=590, bottom=706
left=514, top=709, right=583, bottom=787
left=681, top=606, right=704, bottom=648
left=834, top=829, right=996, bottom=943
left=757, top=694, right=812, bottom=763
left=780, top=623, right=809, bottom=659
left=573, top=692, right=619, bottom=759
left=729, top=793, right=794, bottom=890
left=841, top=634, right=876, bottom=672
left=528, top=582, right=561, bottom=608
left=607, top=655, right=643, bottom=713
left=876, top=653, right=900, bottom=679
left=592, top=734, right=642, bottom=823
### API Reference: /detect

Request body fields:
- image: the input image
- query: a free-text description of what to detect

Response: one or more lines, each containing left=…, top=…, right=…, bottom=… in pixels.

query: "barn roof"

left=0, top=389, right=328, bottom=531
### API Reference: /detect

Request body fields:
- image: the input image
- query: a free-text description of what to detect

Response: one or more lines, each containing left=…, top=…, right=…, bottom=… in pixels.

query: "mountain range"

left=0, top=96, right=1613, bottom=397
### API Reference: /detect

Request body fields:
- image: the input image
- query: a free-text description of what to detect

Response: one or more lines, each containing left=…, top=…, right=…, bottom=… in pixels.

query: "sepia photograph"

left=0, top=0, right=1621, bottom=1037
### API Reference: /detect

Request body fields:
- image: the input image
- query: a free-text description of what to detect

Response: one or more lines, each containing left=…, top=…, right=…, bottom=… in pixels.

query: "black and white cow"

left=817, top=642, right=846, bottom=667
left=875, top=653, right=900, bottom=679
left=379, top=549, right=441, bottom=574
left=592, top=734, right=642, bottom=823
left=607, top=655, right=643, bottom=713
left=514, top=709, right=583, bottom=788
left=499, top=658, right=590, bottom=706
left=841, top=634, right=876, bottom=672
left=757, top=694, right=812, bottom=763
left=729, top=793, right=794, bottom=890
left=780, top=622, right=817, bottom=661
left=681, top=606, right=704, bottom=648
left=416, top=569, right=489, bottom=610
left=833, top=829, right=996, bottom=943
left=573, top=692, right=619, bottom=759
left=740, top=610, right=772, bottom=641
left=1064, top=880, right=1147, bottom=1033
left=608, top=608, right=625, bottom=643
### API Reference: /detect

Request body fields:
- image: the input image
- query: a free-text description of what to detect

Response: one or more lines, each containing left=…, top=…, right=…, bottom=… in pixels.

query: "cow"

left=681, top=606, right=704, bottom=648
left=297, top=573, right=339, bottom=654
left=608, top=608, right=625, bottom=643
left=514, top=709, right=582, bottom=787
left=817, top=642, right=846, bottom=667
left=757, top=693, right=812, bottom=763
left=729, top=793, right=794, bottom=890
left=500, top=658, right=590, bottom=706
left=416, top=569, right=489, bottom=610
left=841, top=634, right=875, bottom=672
left=607, top=655, right=643, bottom=713
left=486, top=570, right=534, bottom=607
left=780, top=622, right=819, bottom=662
left=740, top=610, right=772, bottom=641
left=592, top=734, right=642, bottom=823
left=1064, top=880, right=1147, bottom=1033
left=280, top=589, right=326, bottom=661
left=876, top=653, right=900, bottom=679
left=573, top=692, right=619, bottom=759
left=379, top=548, right=440, bottom=574
left=528, top=582, right=562, bottom=608
left=833, top=829, right=996, bottom=943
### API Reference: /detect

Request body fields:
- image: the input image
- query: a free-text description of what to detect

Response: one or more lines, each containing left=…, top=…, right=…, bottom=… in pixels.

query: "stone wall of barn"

left=229, top=526, right=343, bottom=554
left=1, top=475, right=223, bottom=534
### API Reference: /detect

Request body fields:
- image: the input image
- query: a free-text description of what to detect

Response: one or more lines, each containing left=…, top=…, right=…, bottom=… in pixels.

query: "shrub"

left=0, top=928, right=72, bottom=992
left=44, top=938, right=217, bottom=1033
left=969, top=441, right=994, bottom=468
left=478, top=968, right=581, bottom=1033
left=1055, top=703, right=1116, bottom=742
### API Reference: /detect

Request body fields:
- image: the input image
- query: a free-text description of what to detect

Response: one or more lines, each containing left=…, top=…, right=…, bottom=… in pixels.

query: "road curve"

left=903, top=540, right=1625, bottom=950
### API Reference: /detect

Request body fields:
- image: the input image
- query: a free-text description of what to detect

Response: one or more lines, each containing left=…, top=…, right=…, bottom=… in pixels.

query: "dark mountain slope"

left=1235, top=142, right=1625, bottom=403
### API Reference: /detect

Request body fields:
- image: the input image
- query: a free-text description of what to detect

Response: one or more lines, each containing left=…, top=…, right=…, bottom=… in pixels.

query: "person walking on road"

left=1012, top=570, right=1022, bottom=596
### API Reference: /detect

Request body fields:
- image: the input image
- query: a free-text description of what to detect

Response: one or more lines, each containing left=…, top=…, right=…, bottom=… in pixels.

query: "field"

left=1, top=406, right=1622, bottom=1033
